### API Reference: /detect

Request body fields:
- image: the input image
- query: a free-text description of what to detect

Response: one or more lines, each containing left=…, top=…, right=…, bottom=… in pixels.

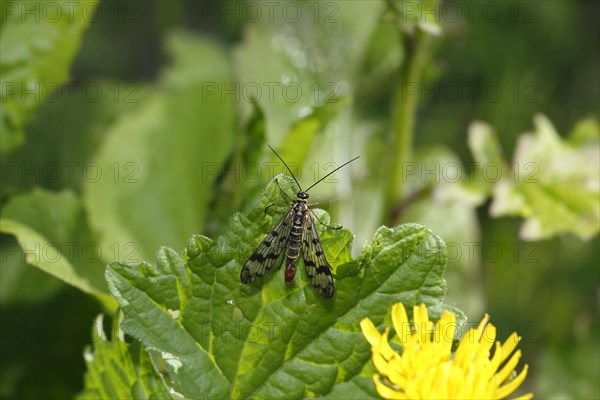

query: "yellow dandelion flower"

left=360, top=303, right=533, bottom=399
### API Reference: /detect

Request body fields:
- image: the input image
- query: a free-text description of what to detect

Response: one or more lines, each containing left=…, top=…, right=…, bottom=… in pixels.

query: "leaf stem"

left=383, top=19, right=436, bottom=226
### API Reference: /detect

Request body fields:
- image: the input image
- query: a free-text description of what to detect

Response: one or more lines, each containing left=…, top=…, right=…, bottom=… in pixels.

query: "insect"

left=240, top=145, right=359, bottom=298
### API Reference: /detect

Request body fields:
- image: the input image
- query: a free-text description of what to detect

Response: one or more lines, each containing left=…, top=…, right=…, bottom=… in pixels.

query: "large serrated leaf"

left=77, top=315, right=171, bottom=399
left=105, top=176, right=459, bottom=398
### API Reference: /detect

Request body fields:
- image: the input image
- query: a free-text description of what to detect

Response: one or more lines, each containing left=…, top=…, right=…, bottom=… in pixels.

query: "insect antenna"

left=268, top=145, right=303, bottom=191
left=304, top=155, right=360, bottom=193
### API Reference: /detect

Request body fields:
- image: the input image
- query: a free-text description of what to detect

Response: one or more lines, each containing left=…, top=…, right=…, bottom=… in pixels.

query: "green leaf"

left=78, top=314, right=171, bottom=399
left=275, top=97, right=352, bottom=167
left=233, top=1, right=384, bottom=139
left=82, top=31, right=236, bottom=261
left=105, top=176, right=459, bottom=398
left=0, top=189, right=115, bottom=309
left=325, top=359, right=378, bottom=399
left=0, top=0, right=98, bottom=153
left=568, top=117, right=600, bottom=146
left=0, top=233, right=63, bottom=304
left=489, top=114, right=599, bottom=240
left=1, top=80, right=145, bottom=198
left=467, top=121, right=511, bottom=196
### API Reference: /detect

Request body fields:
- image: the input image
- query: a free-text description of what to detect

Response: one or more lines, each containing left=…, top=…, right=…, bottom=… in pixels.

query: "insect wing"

left=302, top=211, right=335, bottom=298
left=241, top=209, right=293, bottom=283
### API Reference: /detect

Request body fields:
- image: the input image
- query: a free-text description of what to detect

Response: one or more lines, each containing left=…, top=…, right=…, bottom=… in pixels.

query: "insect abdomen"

left=284, top=202, right=307, bottom=284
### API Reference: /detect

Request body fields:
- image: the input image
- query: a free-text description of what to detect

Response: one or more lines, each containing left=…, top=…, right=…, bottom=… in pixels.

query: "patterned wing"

left=241, top=209, right=293, bottom=283
left=302, top=210, right=335, bottom=298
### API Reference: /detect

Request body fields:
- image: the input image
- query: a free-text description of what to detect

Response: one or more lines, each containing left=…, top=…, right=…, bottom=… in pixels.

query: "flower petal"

left=378, top=328, right=396, bottom=360
left=373, top=375, right=407, bottom=399
left=496, top=349, right=522, bottom=384
left=413, top=304, right=432, bottom=343
left=392, top=303, right=411, bottom=345
left=496, top=364, right=529, bottom=399
left=434, top=311, right=456, bottom=351
left=499, top=332, right=521, bottom=364
left=475, top=313, right=490, bottom=341
left=372, top=349, right=391, bottom=376
left=361, top=303, right=531, bottom=399
left=480, top=324, right=496, bottom=351
left=361, top=318, right=381, bottom=347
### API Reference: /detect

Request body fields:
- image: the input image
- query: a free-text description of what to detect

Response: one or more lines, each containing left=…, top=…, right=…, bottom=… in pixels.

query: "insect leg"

left=313, top=212, right=342, bottom=230
left=263, top=178, right=295, bottom=215
left=264, top=202, right=291, bottom=216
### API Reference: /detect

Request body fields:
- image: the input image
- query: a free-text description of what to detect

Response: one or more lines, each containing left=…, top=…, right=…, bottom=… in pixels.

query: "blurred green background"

left=1, top=0, right=598, bottom=398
